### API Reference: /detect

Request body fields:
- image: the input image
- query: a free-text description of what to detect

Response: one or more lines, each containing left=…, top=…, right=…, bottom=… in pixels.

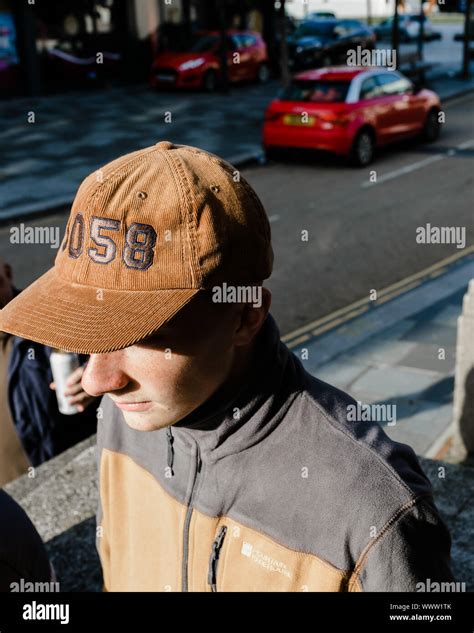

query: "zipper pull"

left=196, top=445, right=202, bottom=473
left=166, top=427, right=174, bottom=476
left=208, top=525, right=227, bottom=592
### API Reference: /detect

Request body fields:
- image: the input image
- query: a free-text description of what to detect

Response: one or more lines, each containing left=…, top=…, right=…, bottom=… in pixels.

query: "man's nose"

left=81, top=352, right=129, bottom=397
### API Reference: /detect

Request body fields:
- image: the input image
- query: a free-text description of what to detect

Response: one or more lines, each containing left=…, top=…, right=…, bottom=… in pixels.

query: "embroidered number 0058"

left=64, top=215, right=157, bottom=270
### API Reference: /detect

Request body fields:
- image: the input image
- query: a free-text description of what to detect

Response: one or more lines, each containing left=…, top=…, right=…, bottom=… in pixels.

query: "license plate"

left=157, top=74, right=175, bottom=82
left=283, top=114, right=316, bottom=126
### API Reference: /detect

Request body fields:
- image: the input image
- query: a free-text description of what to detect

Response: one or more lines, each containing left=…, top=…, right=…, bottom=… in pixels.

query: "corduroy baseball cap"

left=0, top=141, right=273, bottom=354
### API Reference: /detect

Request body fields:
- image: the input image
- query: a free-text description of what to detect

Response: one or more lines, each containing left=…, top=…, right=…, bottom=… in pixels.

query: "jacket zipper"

left=181, top=442, right=202, bottom=592
left=207, top=525, right=227, bottom=592
left=166, top=427, right=174, bottom=476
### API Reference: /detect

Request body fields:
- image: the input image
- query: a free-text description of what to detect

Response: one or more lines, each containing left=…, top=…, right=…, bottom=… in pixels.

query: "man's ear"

left=234, top=287, right=271, bottom=347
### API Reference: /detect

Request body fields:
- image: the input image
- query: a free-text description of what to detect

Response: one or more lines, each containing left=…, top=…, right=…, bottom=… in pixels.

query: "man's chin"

left=122, top=413, right=170, bottom=432
left=122, top=411, right=175, bottom=431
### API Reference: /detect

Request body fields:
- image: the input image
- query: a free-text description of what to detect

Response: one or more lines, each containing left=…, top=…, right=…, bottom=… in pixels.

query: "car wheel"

left=350, top=129, right=375, bottom=167
left=422, top=108, right=441, bottom=142
left=203, top=70, right=217, bottom=93
left=257, top=62, right=271, bottom=83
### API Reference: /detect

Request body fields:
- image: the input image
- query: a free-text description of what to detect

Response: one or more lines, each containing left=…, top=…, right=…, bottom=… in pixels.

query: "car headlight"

left=179, top=58, right=205, bottom=71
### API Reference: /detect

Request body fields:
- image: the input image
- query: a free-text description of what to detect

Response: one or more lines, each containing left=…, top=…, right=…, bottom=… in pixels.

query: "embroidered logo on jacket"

left=240, top=542, right=292, bottom=579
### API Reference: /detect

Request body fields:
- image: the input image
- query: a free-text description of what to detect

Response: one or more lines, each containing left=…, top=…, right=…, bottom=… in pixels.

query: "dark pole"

left=417, top=0, right=424, bottom=62
left=392, top=0, right=400, bottom=63
left=462, top=0, right=473, bottom=79
left=182, top=0, right=192, bottom=40
left=238, top=0, right=247, bottom=29
left=278, top=0, right=290, bottom=88
left=218, top=2, right=230, bottom=93
left=367, top=0, right=372, bottom=26
left=12, top=1, right=41, bottom=96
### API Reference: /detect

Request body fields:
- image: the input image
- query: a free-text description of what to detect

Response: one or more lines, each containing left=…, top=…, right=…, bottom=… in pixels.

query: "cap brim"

left=0, top=268, right=200, bottom=354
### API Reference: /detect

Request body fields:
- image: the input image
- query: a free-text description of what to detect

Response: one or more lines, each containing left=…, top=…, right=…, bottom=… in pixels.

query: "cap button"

left=156, top=141, right=174, bottom=150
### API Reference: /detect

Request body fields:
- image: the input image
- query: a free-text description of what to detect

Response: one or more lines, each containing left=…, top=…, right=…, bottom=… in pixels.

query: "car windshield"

left=293, top=22, right=336, bottom=38
left=279, top=79, right=350, bottom=103
left=189, top=35, right=219, bottom=52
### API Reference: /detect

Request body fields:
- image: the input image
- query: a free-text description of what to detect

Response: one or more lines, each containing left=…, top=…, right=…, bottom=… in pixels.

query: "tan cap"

left=0, top=141, right=273, bottom=354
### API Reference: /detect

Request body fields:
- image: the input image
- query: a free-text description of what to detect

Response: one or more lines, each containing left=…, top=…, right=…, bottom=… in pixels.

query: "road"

left=246, top=91, right=474, bottom=334
left=1, top=92, right=473, bottom=337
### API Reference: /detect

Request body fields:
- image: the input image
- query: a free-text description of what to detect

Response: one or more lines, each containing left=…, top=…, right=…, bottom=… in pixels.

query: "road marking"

left=281, top=246, right=474, bottom=348
left=361, top=137, right=474, bottom=188
left=457, top=139, right=474, bottom=150
left=362, top=154, right=444, bottom=188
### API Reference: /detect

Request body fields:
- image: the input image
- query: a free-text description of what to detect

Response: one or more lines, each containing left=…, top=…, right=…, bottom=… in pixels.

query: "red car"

left=263, top=67, right=441, bottom=166
left=150, top=30, right=270, bottom=92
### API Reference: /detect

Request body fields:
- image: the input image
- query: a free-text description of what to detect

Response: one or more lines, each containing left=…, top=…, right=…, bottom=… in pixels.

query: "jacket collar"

left=170, top=313, right=303, bottom=462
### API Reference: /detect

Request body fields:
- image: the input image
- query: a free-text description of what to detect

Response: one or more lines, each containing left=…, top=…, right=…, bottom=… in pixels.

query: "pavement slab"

left=294, top=257, right=473, bottom=457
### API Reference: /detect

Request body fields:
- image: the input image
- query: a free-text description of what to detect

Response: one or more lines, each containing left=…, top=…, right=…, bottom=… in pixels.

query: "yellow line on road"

left=282, top=247, right=474, bottom=348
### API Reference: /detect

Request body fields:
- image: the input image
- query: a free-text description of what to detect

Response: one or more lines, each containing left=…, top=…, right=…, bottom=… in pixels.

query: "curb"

left=283, top=251, right=474, bottom=368
left=436, top=84, right=474, bottom=103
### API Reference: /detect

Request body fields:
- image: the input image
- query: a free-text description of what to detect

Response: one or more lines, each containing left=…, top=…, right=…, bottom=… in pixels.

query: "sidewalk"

left=0, top=81, right=276, bottom=222
left=288, top=253, right=474, bottom=459
left=1, top=64, right=474, bottom=222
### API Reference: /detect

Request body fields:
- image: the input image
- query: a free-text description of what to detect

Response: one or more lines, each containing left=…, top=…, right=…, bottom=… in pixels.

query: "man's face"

left=0, top=259, right=14, bottom=309
left=81, top=295, right=247, bottom=432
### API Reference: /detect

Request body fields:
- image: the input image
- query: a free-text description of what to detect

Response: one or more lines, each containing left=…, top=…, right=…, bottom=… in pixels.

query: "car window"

left=233, top=34, right=249, bottom=48
left=341, top=20, right=361, bottom=31
left=189, top=35, right=219, bottom=53
left=279, top=79, right=350, bottom=103
left=294, top=22, right=336, bottom=38
left=376, top=73, right=413, bottom=96
left=360, top=76, right=382, bottom=100
left=240, top=34, right=257, bottom=48
left=334, top=24, right=349, bottom=37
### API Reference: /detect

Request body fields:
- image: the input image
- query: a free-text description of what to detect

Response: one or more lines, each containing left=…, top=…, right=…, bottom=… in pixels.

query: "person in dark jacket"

left=0, top=257, right=98, bottom=474
left=8, top=335, right=98, bottom=466
left=0, top=490, right=53, bottom=591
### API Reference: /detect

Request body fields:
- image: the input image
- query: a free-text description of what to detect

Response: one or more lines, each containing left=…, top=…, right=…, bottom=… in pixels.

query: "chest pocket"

left=208, top=519, right=349, bottom=592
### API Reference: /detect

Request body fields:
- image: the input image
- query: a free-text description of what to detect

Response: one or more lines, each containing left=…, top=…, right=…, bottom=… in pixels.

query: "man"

left=0, top=258, right=30, bottom=485
left=0, top=256, right=97, bottom=479
left=0, top=141, right=454, bottom=591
